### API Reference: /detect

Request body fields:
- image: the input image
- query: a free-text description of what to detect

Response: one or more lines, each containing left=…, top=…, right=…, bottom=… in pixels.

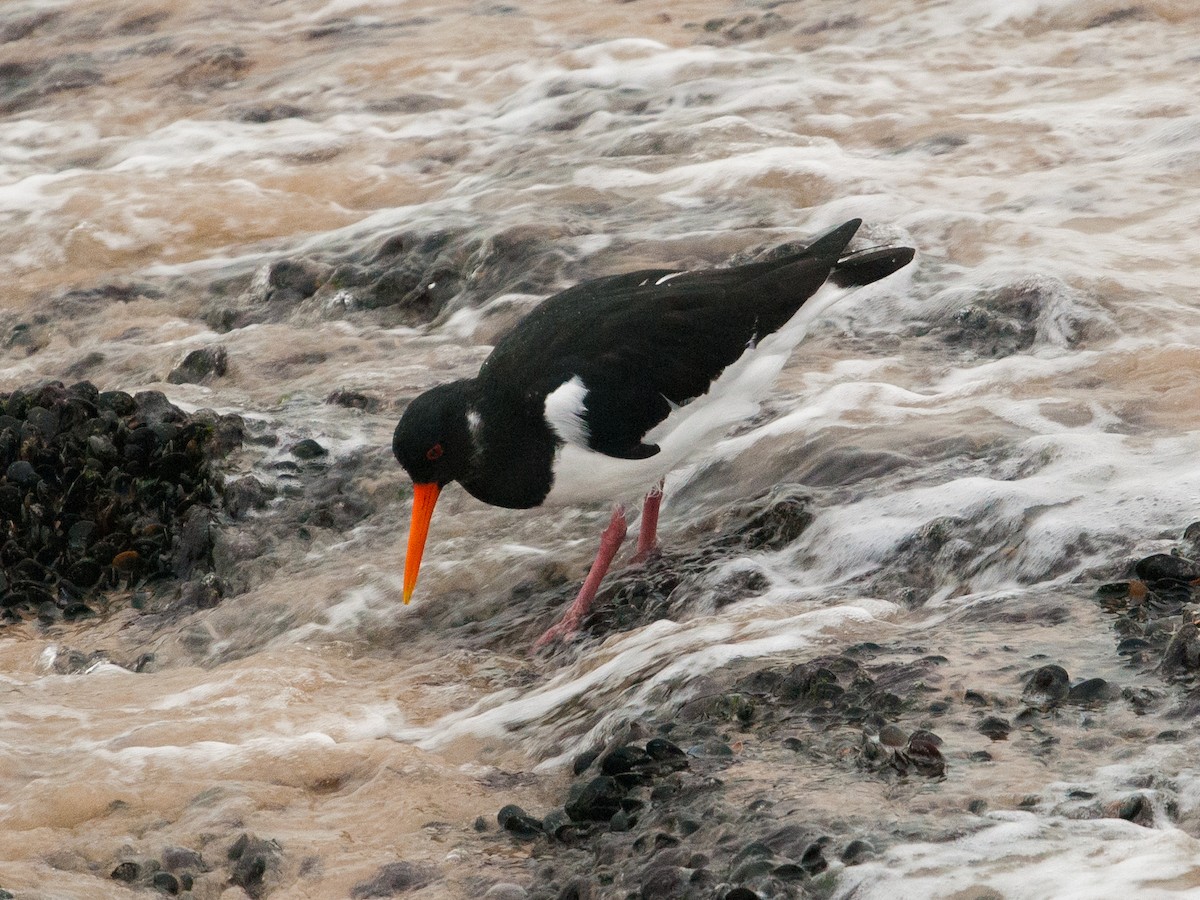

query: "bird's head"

left=392, top=380, right=475, bottom=605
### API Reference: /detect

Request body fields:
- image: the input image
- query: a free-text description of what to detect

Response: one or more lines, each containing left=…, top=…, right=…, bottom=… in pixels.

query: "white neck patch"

left=543, top=375, right=591, bottom=448
left=466, top=408, right=483, bottom=448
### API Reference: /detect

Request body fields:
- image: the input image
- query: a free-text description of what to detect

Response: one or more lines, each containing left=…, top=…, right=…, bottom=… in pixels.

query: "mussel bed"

left=0, top=380, right=243, bottom=624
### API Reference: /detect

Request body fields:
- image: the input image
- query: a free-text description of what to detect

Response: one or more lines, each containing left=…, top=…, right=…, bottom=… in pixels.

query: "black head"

left=392, top=380, right=475, bottom=487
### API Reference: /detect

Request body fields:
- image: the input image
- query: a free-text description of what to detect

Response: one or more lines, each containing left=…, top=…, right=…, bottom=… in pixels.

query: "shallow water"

left=4, top=0, right=1200, bottom=897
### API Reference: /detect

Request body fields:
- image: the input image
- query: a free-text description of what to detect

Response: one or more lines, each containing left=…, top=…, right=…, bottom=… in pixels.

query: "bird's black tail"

left=830, top=244, right=916, bottom=288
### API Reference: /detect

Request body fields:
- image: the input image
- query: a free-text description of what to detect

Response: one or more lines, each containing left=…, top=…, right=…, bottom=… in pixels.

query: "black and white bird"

left=392, top=218, right=914, bottom=648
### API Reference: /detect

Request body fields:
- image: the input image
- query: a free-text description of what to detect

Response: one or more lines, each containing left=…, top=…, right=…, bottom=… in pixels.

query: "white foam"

left=837, top=813, right=1200, bottom=900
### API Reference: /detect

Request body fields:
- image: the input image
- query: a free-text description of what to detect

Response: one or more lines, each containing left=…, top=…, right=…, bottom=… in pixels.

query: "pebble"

left=151, top=871, right=180, bottom=894
left=1022, top=664, right=1070, bottom=707
left=977, top=715, right=1012, bottom=740
left=1161, top=623, right=1200, bottom=676
left=1067, top=677, right=1121, bottom=704
left=497, top=804, right=544, bottom=838
left=111, top=861, right=140, bottom=882
left=291, top=438, right=328, bottom=460
left=565, top=776, right=625, bottom=823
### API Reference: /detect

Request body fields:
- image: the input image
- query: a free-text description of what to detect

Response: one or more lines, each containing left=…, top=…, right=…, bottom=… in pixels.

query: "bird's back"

left=476, top=219, right=910, bottom=452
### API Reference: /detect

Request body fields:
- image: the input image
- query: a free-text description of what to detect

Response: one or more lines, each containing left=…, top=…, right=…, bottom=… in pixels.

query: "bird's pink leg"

left=631, top=480, right=664, bottom=563
left=534, top=504, right=628, bottom=649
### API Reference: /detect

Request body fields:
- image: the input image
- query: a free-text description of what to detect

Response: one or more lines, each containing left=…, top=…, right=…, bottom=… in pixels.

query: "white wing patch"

left=544, top=375, right=591, bottom=448
left=466, top=408, right=483, bottom=448
left=654, top=271, right=685, bottom=286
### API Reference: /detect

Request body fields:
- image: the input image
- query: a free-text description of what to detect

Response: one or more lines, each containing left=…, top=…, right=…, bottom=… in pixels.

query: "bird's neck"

left=457, top=386, right=559, bottom=510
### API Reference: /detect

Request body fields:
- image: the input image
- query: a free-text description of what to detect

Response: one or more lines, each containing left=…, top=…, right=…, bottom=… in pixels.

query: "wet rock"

left=1117, top=636, right=1152, bottom=656
left=565, top=776, right=625, bottom=823
left=227, top=832, right=281, bottom=899
left=1133, top=553, right=1200, bottom=585
left=640, top=865, right=686, bottom=898
left=1022, top=664, right=1070, bottom=708
left=167, top=346, right=227, bottom=384
left=1067, top=677, right=1121, bottom=704
left=152, top=871, right=180, bottom=894
left=728, top=486, right=813, bottom=551
left=497, top=804, right=544, bottom=839
left=841, top=838, right=874, bottom=864
left=645, top=738, right=688, bottom=769
left=179, top=575, right=223, bottom=610
left=572, top=748, right=600, bottom=775
left=541, top=808, right=573, bottom=841
left=225, top=475, right=273, bottom=518
left=1115, top=794, right=1154, bottom=827
left=172, top=506, right=212, bottom=578
left=263, top=257, right=332, bottom=304
left=977, top=715, right=1012, bottom=740
left=160, top=846, right=204, bottom=871
left=599, top=744, right=656, bottom=787
left=897, top=730, right=946, bottom=777
left=678, top=692, right=756, bottom=725
left=350, top=860, right=437, bottom=897
left=111, top=861, right=141, bottom=882
left=799, top=841, right=828, bottom=874
left=1160, top=623, right=1200, bottom=677
left=290, top=438, right=328, bottom=460
left=326, top=389, right=381, bottom=411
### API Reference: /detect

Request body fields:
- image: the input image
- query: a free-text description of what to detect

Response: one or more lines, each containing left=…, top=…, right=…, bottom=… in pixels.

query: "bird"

left=391, top=218, right=914, bottom=648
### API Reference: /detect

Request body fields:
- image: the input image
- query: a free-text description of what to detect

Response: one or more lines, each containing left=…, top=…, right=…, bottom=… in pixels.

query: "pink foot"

left=630, top=481, right=664, bottom=564
left=534, top=504, right=628, bottom=650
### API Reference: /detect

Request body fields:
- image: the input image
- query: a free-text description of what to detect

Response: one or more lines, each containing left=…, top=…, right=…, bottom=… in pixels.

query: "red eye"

left=426, top=444, right=444, bottom=461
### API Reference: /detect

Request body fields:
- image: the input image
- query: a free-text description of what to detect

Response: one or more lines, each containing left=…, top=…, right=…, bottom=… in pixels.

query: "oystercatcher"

left=392, top=219, right=914, bottom=647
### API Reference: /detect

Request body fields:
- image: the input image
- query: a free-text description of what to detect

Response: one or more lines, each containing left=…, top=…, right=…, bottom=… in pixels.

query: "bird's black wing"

left=477, top=220, right=910, bottom=459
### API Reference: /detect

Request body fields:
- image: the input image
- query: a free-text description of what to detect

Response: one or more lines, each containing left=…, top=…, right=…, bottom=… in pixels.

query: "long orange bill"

left=403, top=482, right=441, bottom=604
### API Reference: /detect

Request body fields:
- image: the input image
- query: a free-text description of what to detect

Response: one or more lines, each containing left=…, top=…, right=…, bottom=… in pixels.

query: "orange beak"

left=403, top=482, right=441, bottom=604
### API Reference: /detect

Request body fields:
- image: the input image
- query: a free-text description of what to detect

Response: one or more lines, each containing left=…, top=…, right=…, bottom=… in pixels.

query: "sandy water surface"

left=4, top=0, right=1200, bottom=897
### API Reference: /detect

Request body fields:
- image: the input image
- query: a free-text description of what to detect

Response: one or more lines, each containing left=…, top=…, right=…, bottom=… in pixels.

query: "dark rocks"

left=350, top=860, right=437, bottom=897
left=152, top=871, right=180, bottom=894
left=224, top=475, right=273, bottom=518
left=0, top=382, right=241, bottom=625
left=290, top=438, right=328, bottom=460
left=262, top=257, right=332, bottom=304
left=1133, top=553, right=1200, bottom=585
left=167, top=346, right=228, bottom=384
left=565, top=776, right=625, bottom=823
left=1160, top=623, right=1200, bottom=677
left=898, top=729, right=946, bottom=778
left=497, top=804, right=544, bottom=839
left=977, top=716, right=1012, bottom=741
left=111, top=861, right=141, bottom=882
left=227, top=832, right=281, bottom=899
left=326, top=389, right=381, bottom=411
left=1022, top=664, right=1070, bottom=708
left=728, top=486, right=814, bottom=551
left=841, top=839, right=874, bottom=865
left=1115, top=794, right=1154, bottom=827
left=1067, top=677, right=1121, bottom=704
left=160, top=846, right=204, bottom=871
